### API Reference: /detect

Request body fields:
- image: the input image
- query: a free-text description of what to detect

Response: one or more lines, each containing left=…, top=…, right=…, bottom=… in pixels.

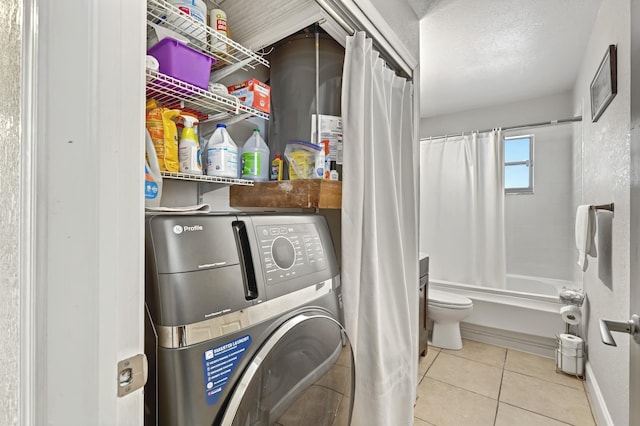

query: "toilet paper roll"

left=558, top=333, right=584, bottom=349
left=557, top=333, right=584, bottom=375
left=560, top=305, right=582, bottom=325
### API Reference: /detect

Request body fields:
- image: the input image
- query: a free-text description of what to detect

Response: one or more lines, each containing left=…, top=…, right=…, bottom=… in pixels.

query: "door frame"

left=20, top=0, right=38, bottom=422
left=22, top=0, right=146, bottom=423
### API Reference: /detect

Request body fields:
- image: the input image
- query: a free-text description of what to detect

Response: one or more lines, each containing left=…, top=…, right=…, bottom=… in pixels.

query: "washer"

left=145, top=213, right=353, bottom=425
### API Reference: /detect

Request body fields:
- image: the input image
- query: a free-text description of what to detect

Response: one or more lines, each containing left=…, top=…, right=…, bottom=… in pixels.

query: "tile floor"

left=414, top=339, right=595, bottom=426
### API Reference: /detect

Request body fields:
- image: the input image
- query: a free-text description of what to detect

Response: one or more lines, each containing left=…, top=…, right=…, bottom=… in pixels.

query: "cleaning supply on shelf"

left=178, top=115, right=202, bottom=175
left=199, top=134, right=208, bottom=175
left=209, top=8, right=228, bottom=53
left=145, top=102, right=181, bottom=172
left=145, top=128, right=163, bottom=208
left=206, top=124, right=238, bottom=178
left=316, top=143, right=325, bottom=179
left=322, top=140, right=331, bottom=179
left=241, top=129, right=270, bottom=182
left=166, top=0, right=207, bottom=44
left=228, top=79, right=271, bottom=114
left=284, top=140, right=324, bottom=180
left=271, top=154, right=283, bottom=181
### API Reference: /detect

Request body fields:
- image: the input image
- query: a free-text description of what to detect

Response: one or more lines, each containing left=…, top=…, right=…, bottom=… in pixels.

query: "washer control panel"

left=256, top=223, right=327, bottom=285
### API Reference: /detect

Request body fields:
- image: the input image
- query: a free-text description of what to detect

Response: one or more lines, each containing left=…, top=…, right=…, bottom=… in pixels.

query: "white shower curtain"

left=341, top=32, right=418, bottom=426
left=420, top=132, right=506, bottom=288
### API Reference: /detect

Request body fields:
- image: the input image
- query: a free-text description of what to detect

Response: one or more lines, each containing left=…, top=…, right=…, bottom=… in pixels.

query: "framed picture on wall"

left=590, top=44, right=617, bottom=122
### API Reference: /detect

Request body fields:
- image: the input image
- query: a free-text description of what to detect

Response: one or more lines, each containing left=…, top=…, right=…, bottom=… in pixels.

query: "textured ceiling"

left=418, top=0, right=602, bottom=117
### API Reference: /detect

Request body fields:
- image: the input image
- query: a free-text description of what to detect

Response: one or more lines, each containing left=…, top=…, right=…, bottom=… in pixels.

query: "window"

left=504, top=135, right=533, bottom=193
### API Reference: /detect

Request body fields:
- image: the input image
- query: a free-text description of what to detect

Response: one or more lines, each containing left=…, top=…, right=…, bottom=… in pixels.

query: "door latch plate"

left=117, top=354, right=148, bottom=397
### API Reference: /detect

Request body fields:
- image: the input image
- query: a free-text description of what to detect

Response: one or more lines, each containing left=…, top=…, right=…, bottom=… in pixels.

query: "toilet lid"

left=429, top=289, right=473, bottom=308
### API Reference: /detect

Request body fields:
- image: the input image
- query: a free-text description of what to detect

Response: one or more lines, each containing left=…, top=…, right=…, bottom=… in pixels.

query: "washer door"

left=220, top=313, right=354, bottom=426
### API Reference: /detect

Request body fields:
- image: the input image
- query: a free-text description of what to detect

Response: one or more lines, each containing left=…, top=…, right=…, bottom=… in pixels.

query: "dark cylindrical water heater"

left=268, top=30, right=344, bottom=173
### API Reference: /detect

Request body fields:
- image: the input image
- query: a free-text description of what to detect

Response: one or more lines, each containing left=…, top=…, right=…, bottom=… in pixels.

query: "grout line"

left=417, top=349, right=440, bottom=386
left=441, top=349, right=506, bottom=369
left=437, top=350, right=505, bottom=370
left=492, top=348, right=508, bottom=425
left=425, top=375, right=498, bottom=401
left=499, top=402, right=574, bottom=425
left=503, top=367, right=585, bottom=391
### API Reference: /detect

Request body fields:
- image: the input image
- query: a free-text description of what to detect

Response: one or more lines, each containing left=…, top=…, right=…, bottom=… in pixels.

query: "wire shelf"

left=161, top=171, right=254, bottom=186
left=146, top=69, right=269, bottom=123
left=146, top=0, right=269, bottom=71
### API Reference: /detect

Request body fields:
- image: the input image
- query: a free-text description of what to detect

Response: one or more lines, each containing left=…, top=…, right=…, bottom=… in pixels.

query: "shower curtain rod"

left=421, top=116, right=582, bottom=141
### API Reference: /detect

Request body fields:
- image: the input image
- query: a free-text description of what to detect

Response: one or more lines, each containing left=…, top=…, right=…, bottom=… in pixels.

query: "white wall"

left=420, top=91, right=574, bottom=137
left=420, top=92, right=575, bottom=284
left=366, top=0, right=420, bottom=62
left=571, top=1, right=631, bottom=425
left=0, top=0, right=21, bottom=424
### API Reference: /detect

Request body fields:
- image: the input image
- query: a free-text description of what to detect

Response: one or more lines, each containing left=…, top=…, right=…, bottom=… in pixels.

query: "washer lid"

left=429, top=289, right=473, bottom=307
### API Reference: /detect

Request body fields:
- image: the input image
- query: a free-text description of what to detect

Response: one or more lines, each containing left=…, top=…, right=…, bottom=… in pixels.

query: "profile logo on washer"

left=173, top=224, right=204, bottom=234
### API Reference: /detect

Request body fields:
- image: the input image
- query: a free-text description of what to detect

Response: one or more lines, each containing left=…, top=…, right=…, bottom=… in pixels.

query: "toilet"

left=428, top=289, right=473, bottom=350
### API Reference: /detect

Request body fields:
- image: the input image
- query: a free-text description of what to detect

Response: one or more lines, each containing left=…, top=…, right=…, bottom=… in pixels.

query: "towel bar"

left=594, top=203, right=614, bottom=212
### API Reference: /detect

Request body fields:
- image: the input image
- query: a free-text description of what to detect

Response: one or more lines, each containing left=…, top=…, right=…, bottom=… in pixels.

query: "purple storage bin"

left=147, top=37, right=215, bottom=90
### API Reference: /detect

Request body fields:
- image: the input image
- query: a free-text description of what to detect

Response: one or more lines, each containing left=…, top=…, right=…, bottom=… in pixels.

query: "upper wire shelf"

left=161, top=171, right=254, bottom=186
left=146, top=69, right=269, bottom=123
left=146, top=0, right=269, bottom=71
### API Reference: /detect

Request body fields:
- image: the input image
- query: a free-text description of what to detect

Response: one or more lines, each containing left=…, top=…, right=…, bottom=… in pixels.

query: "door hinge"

left=117, top=354, right=148, bottom=397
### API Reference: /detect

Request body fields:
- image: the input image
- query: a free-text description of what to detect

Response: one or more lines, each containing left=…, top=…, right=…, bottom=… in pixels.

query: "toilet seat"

left=429, top=289, right=473, bottom=309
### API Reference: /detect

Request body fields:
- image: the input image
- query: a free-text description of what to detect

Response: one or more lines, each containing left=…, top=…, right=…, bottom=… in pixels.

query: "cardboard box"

left=228, top=79, right=270, bottom=114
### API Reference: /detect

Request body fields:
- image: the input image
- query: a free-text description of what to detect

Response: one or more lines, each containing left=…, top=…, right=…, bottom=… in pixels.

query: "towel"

left=575, top=205, right=597, bottom=271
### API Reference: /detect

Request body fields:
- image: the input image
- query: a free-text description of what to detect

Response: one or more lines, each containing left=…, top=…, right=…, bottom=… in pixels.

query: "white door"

left=631, top=3, right=640, bottom=424
left=630, top=3, right=640, bottom=423
left=29, top=0, right=146, bottom=423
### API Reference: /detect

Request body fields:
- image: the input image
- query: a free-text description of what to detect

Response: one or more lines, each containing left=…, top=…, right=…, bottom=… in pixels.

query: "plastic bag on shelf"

left=284, top=140, right=324, bottom=180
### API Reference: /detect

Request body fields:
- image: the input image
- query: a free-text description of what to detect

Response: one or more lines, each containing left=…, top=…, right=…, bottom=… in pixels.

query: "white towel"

left=575, top=205, right=597, bottom=271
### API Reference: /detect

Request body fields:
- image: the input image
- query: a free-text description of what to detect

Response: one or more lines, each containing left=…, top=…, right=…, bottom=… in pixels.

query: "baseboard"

left=585, top=361, right=614, bottom=426
left=460, top=322, right=557, bottom=358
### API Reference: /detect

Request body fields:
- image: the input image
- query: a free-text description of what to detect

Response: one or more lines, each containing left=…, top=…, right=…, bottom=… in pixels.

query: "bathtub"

left=429, top=274, right=573, bottom=357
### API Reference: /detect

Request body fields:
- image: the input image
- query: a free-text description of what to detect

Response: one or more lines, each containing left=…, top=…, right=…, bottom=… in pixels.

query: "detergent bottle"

left=206, top=123, right=238, bottom=178
left=270, top=154, right=283, bottom=181
left=145, top=128, right=163, bottom=208
left=178, top=115, right=202, bottom=175
left=241, top=129, right=270, bottom=182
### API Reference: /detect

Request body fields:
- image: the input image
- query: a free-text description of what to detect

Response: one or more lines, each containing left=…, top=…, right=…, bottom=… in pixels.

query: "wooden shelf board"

left=229, top=180, right=342, bottom=209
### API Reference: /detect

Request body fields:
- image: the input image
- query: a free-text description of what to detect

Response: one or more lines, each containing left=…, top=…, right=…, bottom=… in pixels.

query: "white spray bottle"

left=178, top=115, right=202, bottom=175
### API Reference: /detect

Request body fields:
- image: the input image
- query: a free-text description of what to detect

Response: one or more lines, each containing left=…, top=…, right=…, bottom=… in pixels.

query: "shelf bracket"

left=209, top=57, right=254, bottom=83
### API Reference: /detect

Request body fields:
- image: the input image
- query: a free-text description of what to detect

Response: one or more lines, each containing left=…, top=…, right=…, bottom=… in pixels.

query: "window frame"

left=504, top=134, right=534, bottom=194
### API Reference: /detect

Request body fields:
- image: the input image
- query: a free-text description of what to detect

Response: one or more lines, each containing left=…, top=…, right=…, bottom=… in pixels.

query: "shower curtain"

left=341, top=32, right=418, bottom=426
left=420, top=132, right=506, bottom=288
